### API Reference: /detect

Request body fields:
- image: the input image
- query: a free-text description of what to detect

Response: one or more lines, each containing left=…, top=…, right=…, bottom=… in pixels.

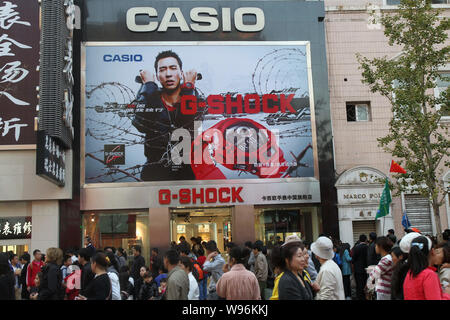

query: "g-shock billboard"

left=84, top=42, right=317, bottom=183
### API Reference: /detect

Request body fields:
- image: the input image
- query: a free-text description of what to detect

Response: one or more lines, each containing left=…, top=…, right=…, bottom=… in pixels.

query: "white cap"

left=399, top=232, right=432, bottom=253
left=311, top=236, right=334, bottom=260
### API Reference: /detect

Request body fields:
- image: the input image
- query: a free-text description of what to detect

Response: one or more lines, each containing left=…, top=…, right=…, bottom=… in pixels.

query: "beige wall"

left=325, top=4, right=450, bottom=234
left=0, top=150, right=72, bottom=201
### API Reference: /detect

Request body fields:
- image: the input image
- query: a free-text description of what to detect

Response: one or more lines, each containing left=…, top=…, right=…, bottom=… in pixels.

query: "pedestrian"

left=150, top=247, right=162, bottom=278
left=366, top=236, right=394, bottom=300
left=245, top=241, right=255, bottom=272
left=163, top=249, right=189, bottom=300
left=29, top=272, right=42, bottom=300
left=64, top=264, right=81, bottom=300
left=77, top=252, right=112, bottom=300
left=271, top=237, right=314, bottom=300
left=195, top=244, right=207, bottom=300
left=139, top=271, right=159, bottom=300
left=66, top=249, right=79, bottom=265
left=403, top=235, right=450, bottom=300
left=339, top=243, right=352, bottom=300
left=35, top=247, right=64, bottom=300
left=180, top=256, right=200, bottom=300
left=203, top=240, right=225, bottom=300
left=106, top=251, right=121, bottom=300
left=134, top=265, right=148, bottom=300
left=159, top=278, right=168, bottom=296
left=84, top=235, right=96, bottom=258
left=332, top=244, right=342, bottom=269
left=19, top=253, right=30, bottom=300
left=78, top=248, right=95, bottom=296
left=435, top=242, right=450, bottom=290
left=303, top=241, right=318, bottom=282
left=118, top=265, right=134, bottom=300
left=191, top=237, right=205, bottom=258
left=352, top=234, right=369, bottom=300
left=367, top=232, right=381, bottom=266
left=387, top=229, right=397, bottom=245
left=154, top=265, right=168, bottom=288
left=253, top=240, right=268, bottom=300
left=216, top=246, right=261, bottom=300
left=61, top=254, right=72, bottom=285
left=130, top=245, right=146, bottom=286
left=0, top=252, right=15, bottom=300
left=311, top=236, right=345, bottom=300
left=10, top=253, right=22, bottom=300
left=26, top=249, right=44, bottom=295
left=116, top=248, right=127, bottom=270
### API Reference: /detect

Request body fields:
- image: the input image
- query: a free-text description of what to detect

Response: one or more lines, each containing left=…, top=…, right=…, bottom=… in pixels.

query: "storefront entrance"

left=170, top=207, right=232, bottom=252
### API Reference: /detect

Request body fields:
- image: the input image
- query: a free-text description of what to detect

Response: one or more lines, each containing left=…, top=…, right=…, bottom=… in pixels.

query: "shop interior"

left=170, top=207, right=232, bottom=253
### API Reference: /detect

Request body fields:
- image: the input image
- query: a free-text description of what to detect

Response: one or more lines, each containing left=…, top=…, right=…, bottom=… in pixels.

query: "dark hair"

left=229, top=246, right=245, bottom=265
left=436, top=242, right=450, bottom=264
left=20, top=253, right=31, bottom=263
left=369, top=232, right=377, bottom=241
left=119, top=265, right=129, bottom=273
left=271, top=242, right=305, bottom=271
left=253, top=240, right=264, bottom=252
left=151, top=248, right=159, bottom=254
left=226, top=242, right=236, bottom=249
left=164, top=249, right=180, bottom=266
left=443, top=229, right=450, bottom=241
left=180, top=256, right=193, bottom=272
left=244, top=241, right=253, bottom=248
left=390, top=247, right=409, bottom=300
left=391, top=246, right=405, bottom=261
left=117, top=247, right=127, bottom=260
left=132, top=245, right=142, bottom=254
left=154, top=50, right=182, bottom=73
left=388, top=229, right=395, bottom=235
left=33, top=249, right=41, bottom=256
left=0, top=252, right=12, bottom=275
left=407, top=236, right=430, bottom=278
left=143, top=271, right=153, bottom=279
left=177, top=242, right=191, bottom=256
left=339, top=243, right=350, bottom=259
left=106, top=251, right=120, bottom=272
left=190, top=237, right=198, bottom=244
left=179, top=236, right=186, bottom=242
left=359, top=234, right=367, bottom=243
left=375, top=236, right=394, bottom=253
left=92, top=252, right=108, bottom=270
left=78, top=248, right=91, bottom=261
left=160, top=278, right=167, bottom=284
left=205, top=240, right=219, bottom=253
left=63, top=254, right=72, bottom=263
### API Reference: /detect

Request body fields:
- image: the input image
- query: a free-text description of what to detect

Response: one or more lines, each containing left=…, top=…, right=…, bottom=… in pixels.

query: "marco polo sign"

left=126, top=7, right=265, bottom=33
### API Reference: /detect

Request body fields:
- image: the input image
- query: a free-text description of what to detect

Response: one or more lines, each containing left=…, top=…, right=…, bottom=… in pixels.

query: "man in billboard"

left=131, top=50, right=202, bottom=181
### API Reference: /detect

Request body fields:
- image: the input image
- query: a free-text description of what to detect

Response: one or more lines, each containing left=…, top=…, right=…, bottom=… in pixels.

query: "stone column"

left=232, top=205, right=255, bottom=245
left=148, top=207, right=171, bottom=252
left=31, top=200, right=59, bottom=253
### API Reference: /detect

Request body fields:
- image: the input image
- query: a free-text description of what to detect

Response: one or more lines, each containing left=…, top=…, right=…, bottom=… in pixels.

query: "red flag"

left=390, top=160, right=406, bottom=174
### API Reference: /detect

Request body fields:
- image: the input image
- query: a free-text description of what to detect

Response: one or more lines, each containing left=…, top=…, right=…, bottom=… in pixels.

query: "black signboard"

left=0, top=216, right=32, bottom=240
left=36, top=130, right=66, bottom=186
left=104, top=144, right=125, bottom=165
left=0, top=0, right=40, bottom=146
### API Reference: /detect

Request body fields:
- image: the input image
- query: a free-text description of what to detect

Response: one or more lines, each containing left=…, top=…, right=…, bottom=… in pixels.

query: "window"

left=386, top=0, right=450, bottom=5
left=435, top=72, right=450, bottom=119
left=346, top=102, right=371, bottom=122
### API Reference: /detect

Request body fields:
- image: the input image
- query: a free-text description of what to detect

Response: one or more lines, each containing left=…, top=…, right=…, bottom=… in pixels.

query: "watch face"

left=185, top=82, right=193, bottom=89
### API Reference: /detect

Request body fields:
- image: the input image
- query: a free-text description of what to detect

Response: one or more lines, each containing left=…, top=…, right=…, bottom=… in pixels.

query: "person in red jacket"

left=26, top=249, right=44, bottom=293
left=403, top=236, right=450, bottom=300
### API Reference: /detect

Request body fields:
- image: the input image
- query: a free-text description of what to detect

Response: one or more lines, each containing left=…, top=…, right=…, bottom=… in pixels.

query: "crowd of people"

left=0, top=230, right=449, bottom=300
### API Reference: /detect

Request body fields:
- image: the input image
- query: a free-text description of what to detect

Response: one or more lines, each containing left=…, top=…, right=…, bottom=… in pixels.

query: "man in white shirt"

left=311, top=236, right=345, bottom=300
left=180, top=256, right=199, bottom=300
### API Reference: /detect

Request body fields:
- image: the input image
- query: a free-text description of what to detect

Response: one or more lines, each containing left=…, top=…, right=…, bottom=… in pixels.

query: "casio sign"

left=103, top=54, right=143, bottom=62
left=126, top=7, right=265, bottom=33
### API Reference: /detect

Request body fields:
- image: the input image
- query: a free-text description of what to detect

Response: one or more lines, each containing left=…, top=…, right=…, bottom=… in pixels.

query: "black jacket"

left=80, top=262, right=95, bottom=295
left=131, top=255, right=146, bottom=282
left=0, top=272, right=15, bottom=300
left=139, top=280, right=158, bottom=300
left=20, top=262, right=30, bottom=299
left=83, top=273, right=112, bottom=300
left=278, top=270, right=313, bottom=300
left=367, top=242, right=381, bottom=266
left=38, top=263, right=63, bottom=300
left=352, top=243, right=369, bottom=274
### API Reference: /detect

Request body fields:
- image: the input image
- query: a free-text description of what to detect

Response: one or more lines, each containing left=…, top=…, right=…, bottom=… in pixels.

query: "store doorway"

left=170, top=207, right=232, bottom=253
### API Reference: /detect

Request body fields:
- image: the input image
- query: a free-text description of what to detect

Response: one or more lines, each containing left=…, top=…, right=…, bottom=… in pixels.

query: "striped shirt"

left=367, top=254, right=393, bottom=295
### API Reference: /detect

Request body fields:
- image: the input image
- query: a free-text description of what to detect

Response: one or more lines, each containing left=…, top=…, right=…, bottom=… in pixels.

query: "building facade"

left=325, top=0, right=450, bottom=245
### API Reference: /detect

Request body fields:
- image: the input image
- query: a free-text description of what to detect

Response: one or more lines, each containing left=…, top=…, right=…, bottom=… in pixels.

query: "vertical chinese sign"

left=0, top=0, right=39, bottom=146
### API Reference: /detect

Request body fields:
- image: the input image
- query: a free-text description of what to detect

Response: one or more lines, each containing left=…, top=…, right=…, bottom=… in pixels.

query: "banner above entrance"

left=149, top=181, right=320, bottom=207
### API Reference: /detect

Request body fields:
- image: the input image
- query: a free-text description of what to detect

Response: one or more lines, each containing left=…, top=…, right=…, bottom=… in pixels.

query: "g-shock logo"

left=126, top=7, right=265, bottom=33
left=103, top=54, right=143, bottom=62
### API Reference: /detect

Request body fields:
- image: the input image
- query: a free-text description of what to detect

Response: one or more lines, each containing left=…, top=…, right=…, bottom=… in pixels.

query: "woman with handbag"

left=76, top=252, right=112, bottom=300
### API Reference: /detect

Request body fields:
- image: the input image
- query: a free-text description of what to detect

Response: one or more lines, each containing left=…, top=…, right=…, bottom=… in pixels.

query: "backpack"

left=191, top=258, right=204, bottom=282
